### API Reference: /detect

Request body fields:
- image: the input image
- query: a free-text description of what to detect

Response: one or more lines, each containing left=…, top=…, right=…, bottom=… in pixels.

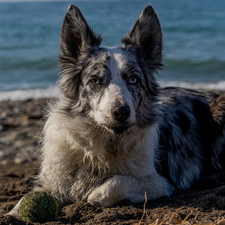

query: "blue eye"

left=129, top=77, right=138, bottom=84
left=91, top=78, right=100, bottom=85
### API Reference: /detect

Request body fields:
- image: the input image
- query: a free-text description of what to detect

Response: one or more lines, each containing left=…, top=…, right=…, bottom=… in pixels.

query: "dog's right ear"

left=60, top=4, right=102, bottom=60
left=59, top=5, right=102, bottom=99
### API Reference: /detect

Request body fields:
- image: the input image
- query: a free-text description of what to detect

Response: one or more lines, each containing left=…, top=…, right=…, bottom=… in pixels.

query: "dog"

left=7, top=4, right=225, bottom=218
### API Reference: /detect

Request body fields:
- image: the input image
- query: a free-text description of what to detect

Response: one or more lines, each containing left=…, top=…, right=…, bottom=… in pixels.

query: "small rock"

left=21, top=115, right=29, bottom=124
left=0, top=111, right=7, bottom=118
left=0, top=151, right=5, bottom=158
left=14, top=140, right=24, bottom=148
left=1, top=160, right=7, bottom=165
left=14, top=158, right=28, bottom=164
left=0, top=124, right=4, bottom=131
left=0, top=137, right=12, bottom=145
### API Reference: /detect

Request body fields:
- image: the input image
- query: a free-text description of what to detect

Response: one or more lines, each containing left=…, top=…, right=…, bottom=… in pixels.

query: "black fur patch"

left=156, top=87, right=225, bottom=188
left=174, top=110, right=191, bottom=136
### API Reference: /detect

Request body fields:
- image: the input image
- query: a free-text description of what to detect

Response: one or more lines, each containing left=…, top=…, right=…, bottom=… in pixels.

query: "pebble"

left=0, top=151, right=5, bottom=158
left=14, top=140, right=24, bottom=149
left=0, top=111, right=7, bottom=118
left=14, top=158, right=28, bottom=164
left=0, top=137, right=12, bottom=145
left=0, top=125, right=4, bottom=131
left=1, top=160, right=7, bottom=165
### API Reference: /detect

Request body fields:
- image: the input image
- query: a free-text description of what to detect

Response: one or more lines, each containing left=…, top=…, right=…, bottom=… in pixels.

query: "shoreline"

left=0, top=82, right=225, bottom=101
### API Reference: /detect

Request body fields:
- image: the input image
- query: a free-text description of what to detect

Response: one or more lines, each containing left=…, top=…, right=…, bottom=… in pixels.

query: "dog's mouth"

left=100, top=117, right=134, bottom=135
left=109, top=122, right=133, bottom=135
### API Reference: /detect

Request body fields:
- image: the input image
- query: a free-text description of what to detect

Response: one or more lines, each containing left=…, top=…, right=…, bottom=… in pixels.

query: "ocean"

left=0, top=0, right=225, bottom=100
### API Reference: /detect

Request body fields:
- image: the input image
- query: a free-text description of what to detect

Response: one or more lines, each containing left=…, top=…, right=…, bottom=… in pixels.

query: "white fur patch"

left=90, top=47, right=137, bottom=128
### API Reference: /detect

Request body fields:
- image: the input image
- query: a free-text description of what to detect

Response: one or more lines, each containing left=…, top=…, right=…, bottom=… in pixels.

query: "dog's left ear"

left=121, top=5, right=163, bottom=73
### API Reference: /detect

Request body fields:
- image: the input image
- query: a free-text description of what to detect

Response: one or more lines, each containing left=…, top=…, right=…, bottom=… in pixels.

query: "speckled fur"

left=7, top=4, right=225, bottom=218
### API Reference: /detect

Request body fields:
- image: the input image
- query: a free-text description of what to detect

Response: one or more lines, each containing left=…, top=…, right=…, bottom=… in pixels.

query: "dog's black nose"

left=112, top=105, right=131, bottom=122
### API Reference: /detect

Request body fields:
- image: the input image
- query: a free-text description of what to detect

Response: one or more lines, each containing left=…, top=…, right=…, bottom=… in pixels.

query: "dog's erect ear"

left=60, top=4, right=102, bottom=59
left=121, top=5, right=163, bottom=72
left=59, top=5, right=102, bottom=100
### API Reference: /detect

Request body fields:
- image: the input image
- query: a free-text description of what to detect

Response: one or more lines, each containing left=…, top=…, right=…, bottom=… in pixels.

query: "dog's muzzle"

left=110, top=103, right=131, bottom=135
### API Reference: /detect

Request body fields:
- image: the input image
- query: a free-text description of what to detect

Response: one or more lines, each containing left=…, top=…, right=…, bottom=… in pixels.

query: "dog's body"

left=7, top=4, right=225, bottom=217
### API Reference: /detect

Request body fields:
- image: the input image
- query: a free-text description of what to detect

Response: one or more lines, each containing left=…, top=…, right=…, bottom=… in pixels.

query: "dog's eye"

left=90, top=78, right=100, bottom=85
left=128, top=77, right=138, bottom=84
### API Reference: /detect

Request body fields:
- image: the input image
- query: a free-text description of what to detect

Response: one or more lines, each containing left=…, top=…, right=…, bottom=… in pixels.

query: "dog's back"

left=157, top=87, right=225, bottom=189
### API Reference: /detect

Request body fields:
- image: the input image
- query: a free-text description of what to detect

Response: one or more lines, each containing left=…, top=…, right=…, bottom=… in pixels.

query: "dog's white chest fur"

left=38, top=110, right=172, bottom=207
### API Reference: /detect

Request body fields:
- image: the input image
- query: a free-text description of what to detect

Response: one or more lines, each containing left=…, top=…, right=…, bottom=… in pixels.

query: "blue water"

left=0, top=0, right=225, bottom=100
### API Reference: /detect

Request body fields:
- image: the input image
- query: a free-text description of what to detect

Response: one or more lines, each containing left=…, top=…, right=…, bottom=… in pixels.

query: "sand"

left=1, top=93, right=225, bottom=225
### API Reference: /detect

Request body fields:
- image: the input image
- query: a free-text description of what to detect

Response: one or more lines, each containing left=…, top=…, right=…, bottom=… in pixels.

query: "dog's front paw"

left=87, top=189, right=115, bottom=207
left=87, top=177, right=125, bottom=207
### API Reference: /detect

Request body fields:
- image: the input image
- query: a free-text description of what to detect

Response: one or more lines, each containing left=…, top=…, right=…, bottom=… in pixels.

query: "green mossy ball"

left=19, top=191, right=58, bottom=223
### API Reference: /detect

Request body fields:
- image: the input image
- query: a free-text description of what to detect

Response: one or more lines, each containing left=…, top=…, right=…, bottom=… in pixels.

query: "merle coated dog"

left=7, top=4, right=225, bottom=217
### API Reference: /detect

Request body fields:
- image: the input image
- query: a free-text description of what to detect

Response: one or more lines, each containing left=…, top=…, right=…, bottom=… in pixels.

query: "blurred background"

left=0, top=0, right=225, bottom=100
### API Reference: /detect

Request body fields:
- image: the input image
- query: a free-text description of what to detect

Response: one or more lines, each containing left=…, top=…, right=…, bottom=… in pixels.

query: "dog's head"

left=59, top=5, right=163, bottom=135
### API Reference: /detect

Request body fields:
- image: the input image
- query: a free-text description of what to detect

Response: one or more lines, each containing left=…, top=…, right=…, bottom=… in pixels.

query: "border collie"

left=8, top=4, right=225, bottom=217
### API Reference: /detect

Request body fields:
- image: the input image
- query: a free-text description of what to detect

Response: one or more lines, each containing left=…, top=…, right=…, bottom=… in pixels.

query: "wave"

left=0, top=80, right=225, bottom=101
left=160, top=80, right=225, bottom=91
left=0, top=86, right=59, bottom=101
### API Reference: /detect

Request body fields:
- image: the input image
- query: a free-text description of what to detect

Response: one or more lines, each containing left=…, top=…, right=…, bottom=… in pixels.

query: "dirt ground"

left=1, top=96, right=225, bottom=225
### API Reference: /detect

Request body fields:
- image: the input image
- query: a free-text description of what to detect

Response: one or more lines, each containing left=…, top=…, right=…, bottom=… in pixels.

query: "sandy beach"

left=1, top=92, right=225, bottom=224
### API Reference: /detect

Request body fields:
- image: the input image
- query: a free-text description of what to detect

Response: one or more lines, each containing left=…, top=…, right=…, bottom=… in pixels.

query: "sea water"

left=0, top=0, right=225, bottom=100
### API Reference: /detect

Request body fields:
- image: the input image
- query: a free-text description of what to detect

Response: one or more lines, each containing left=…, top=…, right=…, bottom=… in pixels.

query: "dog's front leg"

left=5, top=197, right=24, bottom=218
left=87, top=174, right=174, bottom=207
